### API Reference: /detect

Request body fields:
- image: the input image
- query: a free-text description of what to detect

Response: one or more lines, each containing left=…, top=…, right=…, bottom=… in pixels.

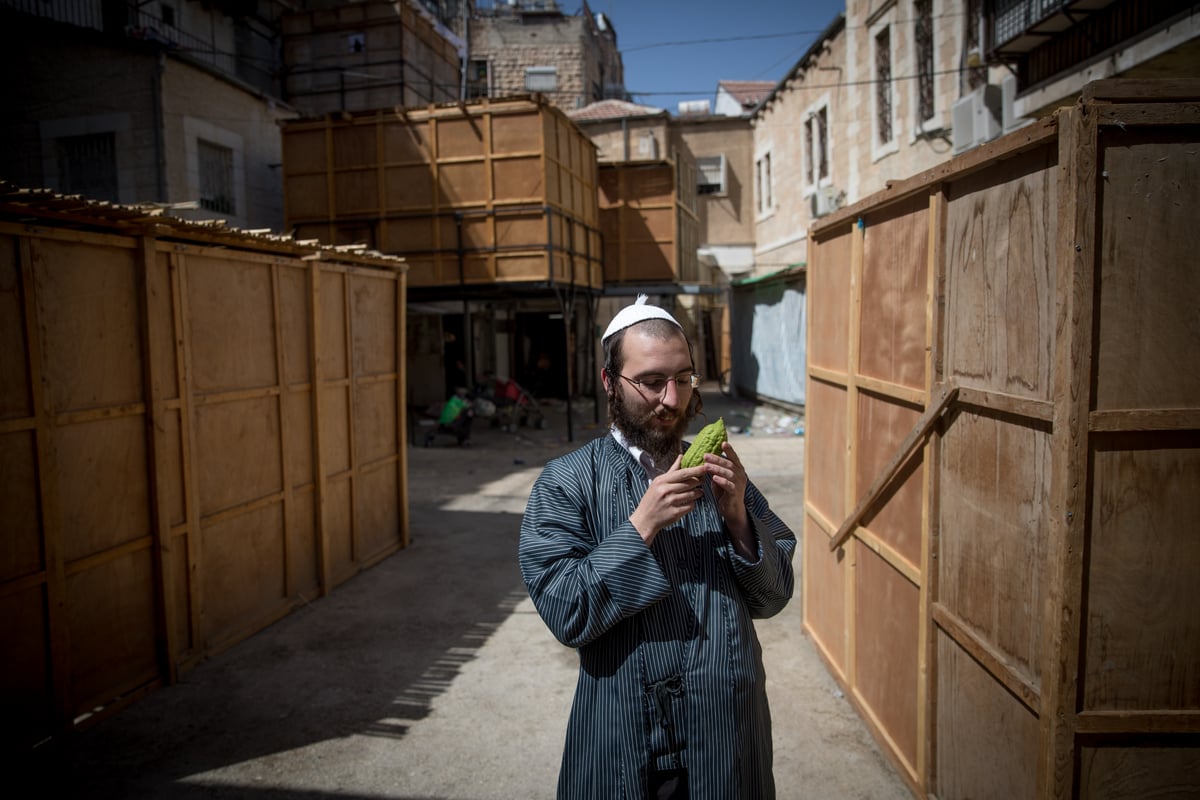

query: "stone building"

left=466, top=0, right=626, bottom=110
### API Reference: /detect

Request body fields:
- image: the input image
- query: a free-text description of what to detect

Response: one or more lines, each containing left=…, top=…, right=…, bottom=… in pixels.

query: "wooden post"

left=1040, top=102, right=1097, bottom=800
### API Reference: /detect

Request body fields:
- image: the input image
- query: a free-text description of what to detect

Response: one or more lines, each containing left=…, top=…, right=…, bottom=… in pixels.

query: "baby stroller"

left=482, top=376, right=546, bottom=433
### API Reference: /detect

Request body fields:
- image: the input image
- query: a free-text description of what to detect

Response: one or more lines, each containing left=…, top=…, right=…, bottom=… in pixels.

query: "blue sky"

left=566, top=0, right=847, bottom=113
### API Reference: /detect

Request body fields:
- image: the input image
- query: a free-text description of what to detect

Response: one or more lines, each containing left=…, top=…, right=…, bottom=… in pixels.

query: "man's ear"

left=600, top=367, right=612, bottom=393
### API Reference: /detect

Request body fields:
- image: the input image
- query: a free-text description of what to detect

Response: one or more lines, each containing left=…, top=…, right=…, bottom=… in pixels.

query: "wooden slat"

left=1089, top=408, right=1200, bottom=432
left=956, top=385, right=1055, bottom=423
left=1075, top=710, right=1200, bottom=735
left=932, top=602, right=1041, bottom=714
left=271, top=261, right=294, bottom=599
left=0, top=416, right=35, bottom=434
left=173, top=251, right=204, bottom=660
left=1039, top=102, right=1098, bottom=800
left=23, top=236, right=73, bottom=728
left=396, top=271, right=409, bottom=549
left=311, top=261, right=331, bottom=596
left=137, top=234, right=177, bottom=684
left=1096, top=103, right=1200, bottom=128
left=846, top=216, right=865, bottom=688
left=918, top=186, right=946, bottom=791
left=55, top=402, right=147, bottom=426
left=830, top=382, right=959, bottom=552
left=854, top=523, right=921, bottom=588
left=855, top=372, right=927, bottom=407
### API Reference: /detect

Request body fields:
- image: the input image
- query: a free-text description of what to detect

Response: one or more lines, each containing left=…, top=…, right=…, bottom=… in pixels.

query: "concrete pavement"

left=28, top=385, right=910, bottom=799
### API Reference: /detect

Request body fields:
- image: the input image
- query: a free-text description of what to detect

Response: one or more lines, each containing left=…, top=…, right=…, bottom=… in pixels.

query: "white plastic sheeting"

left=730, top=272, right=807, bottom=408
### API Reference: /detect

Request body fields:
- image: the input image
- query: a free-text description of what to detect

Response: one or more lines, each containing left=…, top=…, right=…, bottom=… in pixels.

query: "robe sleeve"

left=725, top=480, right=796, bottom=619
left=519, top=456, right=671, bottom=649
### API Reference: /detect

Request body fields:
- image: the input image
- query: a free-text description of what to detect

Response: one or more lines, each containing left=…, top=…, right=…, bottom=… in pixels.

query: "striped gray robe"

left=519, top=434, right=796, bottom=799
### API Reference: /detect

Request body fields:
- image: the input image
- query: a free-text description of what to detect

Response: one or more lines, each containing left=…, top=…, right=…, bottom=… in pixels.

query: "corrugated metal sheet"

left=730, top=272, right=806, bottom=408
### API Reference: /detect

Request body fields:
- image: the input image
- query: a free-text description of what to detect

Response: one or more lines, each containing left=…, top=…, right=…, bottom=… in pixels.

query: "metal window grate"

left=56, top=132, right=118, bottom=202
left=817, top=106, right=828, bottom=180
left=915, top=0, right=935, bottom=122
left=804, top=118, right=815, bottom=184
left=875, top=26, right=893, bottom=145
left=198, top=139, right=234, bottom=214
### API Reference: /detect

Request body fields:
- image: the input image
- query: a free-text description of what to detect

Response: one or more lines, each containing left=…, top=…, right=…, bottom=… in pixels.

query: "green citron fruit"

left=681, top=417, right=727, bottom=468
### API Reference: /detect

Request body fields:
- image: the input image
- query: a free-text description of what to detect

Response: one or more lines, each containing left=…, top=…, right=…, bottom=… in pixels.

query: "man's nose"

left=660, top=379, right=681, bottom=407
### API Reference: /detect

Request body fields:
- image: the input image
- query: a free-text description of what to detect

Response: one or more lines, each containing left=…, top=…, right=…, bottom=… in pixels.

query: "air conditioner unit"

left=951, top=84, right=1002, bottom=154
left=810, top=185, right=841, bottom=219
left=1000, top=72, right=1028, bottom=134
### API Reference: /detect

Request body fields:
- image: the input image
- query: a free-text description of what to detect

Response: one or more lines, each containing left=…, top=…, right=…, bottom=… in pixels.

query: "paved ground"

left=29, top=384, right=910, bottom=799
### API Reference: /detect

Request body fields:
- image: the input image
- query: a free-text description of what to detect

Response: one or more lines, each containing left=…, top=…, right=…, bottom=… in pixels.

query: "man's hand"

left=704, top=442, right=755, bottom=560
left=629, top=455, right=706, bottom=545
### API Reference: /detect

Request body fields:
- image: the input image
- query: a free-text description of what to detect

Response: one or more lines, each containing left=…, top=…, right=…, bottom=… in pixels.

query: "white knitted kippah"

left=601, top=294, right=683, bottom=342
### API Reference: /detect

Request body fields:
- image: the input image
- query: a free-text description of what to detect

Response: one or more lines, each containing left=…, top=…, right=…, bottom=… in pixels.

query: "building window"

left=697, top=155, right=726, bottom=195
left=56, top=132, right=118, bottom=202
left=525, top=66, right=557, bottom=92
left=964, top=0, right=986, bottom=90
left=755, top=152, right=773, bottom=215
left=198, top=139, right=235, bottom=214
left=466, top=59, right=490, bottom=99
left=915, top=0, right=934, bottom=123
left=805, top=105, right=829, bottom=186
left=875, top=26, right=893, bottom=146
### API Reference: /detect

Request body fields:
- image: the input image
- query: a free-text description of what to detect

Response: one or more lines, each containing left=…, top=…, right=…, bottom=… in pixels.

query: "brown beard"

left=608, top=381, right=697, bottom=468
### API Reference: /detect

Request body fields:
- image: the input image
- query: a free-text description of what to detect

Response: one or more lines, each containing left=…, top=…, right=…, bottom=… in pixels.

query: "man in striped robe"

left=519, top=297, right=796, bottom=799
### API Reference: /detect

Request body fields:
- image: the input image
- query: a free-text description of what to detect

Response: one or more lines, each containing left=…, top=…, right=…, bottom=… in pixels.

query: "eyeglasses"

left=618, top=372, right=701, bottom=397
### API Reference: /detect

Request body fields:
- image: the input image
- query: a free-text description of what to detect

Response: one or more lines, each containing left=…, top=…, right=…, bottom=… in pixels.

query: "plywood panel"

left=1095, top=134, right=1200, bottom=410
left=322, top=384, right=351, bottom=475
left=939, top=410, right=1050, bottom=678
left=288, top=488, right=319, bottom=598
left=357, top=462, right=400, bottom=561
left=1084, top=433, right=1200, bottom=711
left=936, top=630, right=1039, bottom=800
left=201, top=502, right=285, bottom=643
left=194, top=396, right=283, bottom=515
left=493, top=158, right=543, bottom=201
left=944, top=147, right=1056, bottom=399
left=0, top=233, right=29, bottom=419
left=807, top=378, right=847, bottom=525
left=440, top=162, right=487, bottom=205
left=325, top=476, right=354, bottom=580
left=286, top=388, right=313, bottom=489
left=159, top=409, right=186, bottom=528
left=1, top=430, right=41, bottom=581
left=855, top=545, right=920, bottom=771
left=350, top=274, right=396, bottom=376
left=385, top=165, right=434, bottom=209
left=383, top=121, right=432, bottom=163
left=856, top=392, right=923, bottom=565
left=859, top=196, right=928, bottom=390
left=320, top=270, right=348, bottom=380
left=354, top=381, right=396, bottom=465
left=35, top=239, right=142, bottom=410
left=1078, top=741, right=1200, bottom=798
left=279, top=265, right=311, bottom=385
left=187, top=256, right=277, bottom=393
left=803, top=512, right=847, bottom=672
left=169, top=534, right=193, bottom=655
left=809, top=232, right=851, bottom=374
left=436, top=116, right=485, bottom=158
left=333, top=170, right=380, bottom=215
left=492, top=112, right=541, bottom=154
left=56, top=416, right=151, bottom=562
left=67, top=547, right=157, bottom=708
left=331, top=124, right=377, bottom=168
